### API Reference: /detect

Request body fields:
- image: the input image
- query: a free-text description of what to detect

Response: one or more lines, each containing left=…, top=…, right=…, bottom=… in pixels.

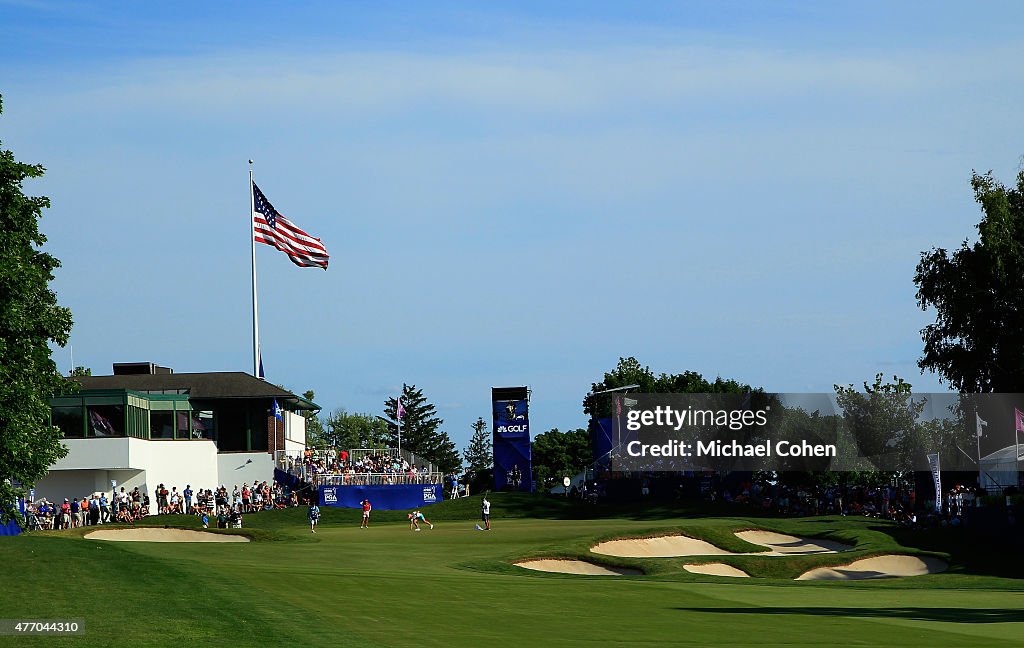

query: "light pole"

left=588, top=384, right=641, bottom=397
left=586, top=384, right=640, bottom=477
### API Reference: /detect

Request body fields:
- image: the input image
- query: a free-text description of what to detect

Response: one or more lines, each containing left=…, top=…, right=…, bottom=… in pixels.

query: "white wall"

left=217, top=451, right=275, bottom=489
left=35, top=469, right=118, bottom=503
left=130, top=439, right=220, bottom=512
left=284, top=439, right=305, bottom=457
left=43, top=438, right=220, bottom=514
left=52, top=438, right=133, bottom=470
left=284, top=411, right=306, bottom=446
left=42, top=439, right=282, bottom=514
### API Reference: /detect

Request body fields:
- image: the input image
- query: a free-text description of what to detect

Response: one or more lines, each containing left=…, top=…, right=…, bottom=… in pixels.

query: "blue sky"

left=3, top=1, right=1023, bottom=451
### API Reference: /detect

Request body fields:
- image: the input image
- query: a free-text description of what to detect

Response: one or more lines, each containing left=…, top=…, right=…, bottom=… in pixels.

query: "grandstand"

left=275, top=447, right=446, bottom=510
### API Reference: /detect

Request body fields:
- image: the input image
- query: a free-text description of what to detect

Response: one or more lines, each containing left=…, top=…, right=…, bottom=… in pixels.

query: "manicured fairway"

left=4, top=497, right=1024, bottom=647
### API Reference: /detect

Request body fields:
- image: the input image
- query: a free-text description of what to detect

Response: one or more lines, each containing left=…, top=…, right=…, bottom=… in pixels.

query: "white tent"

left=979, top=444, right=1023, bottom=493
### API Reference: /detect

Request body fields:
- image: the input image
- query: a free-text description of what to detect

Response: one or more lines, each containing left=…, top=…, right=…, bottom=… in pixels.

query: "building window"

left=175, top=411, right=191, bottom=439
left=128, top=405, right=147, bottom=438
left=193, top=410, right=215, bottom=440
left=151, top=411, right=174, bottom=439
left=87, top=405, right=123, bottom=437
left=52, top=405, right=84, bottom=438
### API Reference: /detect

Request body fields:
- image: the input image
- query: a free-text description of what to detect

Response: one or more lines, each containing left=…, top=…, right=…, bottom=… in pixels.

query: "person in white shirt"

left=481, top=496, right=491, bottom=531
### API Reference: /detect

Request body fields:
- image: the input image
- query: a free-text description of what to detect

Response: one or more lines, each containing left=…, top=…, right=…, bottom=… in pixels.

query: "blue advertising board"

left=319, top=484, right=444, bottom=510
left=493, top=386, right=532, bottom=492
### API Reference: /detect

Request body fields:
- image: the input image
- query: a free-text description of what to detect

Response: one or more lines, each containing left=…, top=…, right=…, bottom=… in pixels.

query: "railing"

left=314, top=473, right=445, bottom=486
left=347, top=448, right=397, bottom=463
left=274, top=451, right=443, bottom=486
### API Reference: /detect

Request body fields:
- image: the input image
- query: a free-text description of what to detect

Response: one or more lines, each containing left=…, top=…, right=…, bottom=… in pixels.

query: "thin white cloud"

left=9, top=43, right=1005, bottom=123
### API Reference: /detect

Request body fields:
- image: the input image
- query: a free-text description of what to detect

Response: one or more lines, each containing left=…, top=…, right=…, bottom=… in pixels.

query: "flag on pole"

left=976, top=413, right=988, bottom=438
left=397, top=397, right=406, bottom=420
left=926, top=452, right=941, bottom=513
left=271, top=399, right=283, bottom=421
left=1016, top=408, right=1024, bottom=459
left=252, top=182, right=329, bottom=269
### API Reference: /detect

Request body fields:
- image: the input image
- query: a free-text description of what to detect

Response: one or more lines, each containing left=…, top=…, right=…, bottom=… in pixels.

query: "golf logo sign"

left=422, top=487, right=437, bottom=503
left=492, top=386, right=533, bottom=492
left=324, top=488, right=337, bottom=504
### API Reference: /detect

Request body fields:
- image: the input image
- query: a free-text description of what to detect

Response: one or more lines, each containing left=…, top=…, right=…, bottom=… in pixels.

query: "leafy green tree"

left=384, top=384, right=461, bottom=473
left=834, top=374, right=926, bottom=474
left=300, top=389, right=327, bottom=448
left=463, top=417, right=492, bottom=474
left=584, top=356, right=756, bottom=418
left=773, top=406, right=847, bottom=473
left=0, top=96, right=74, bottom=524
left=322, top=408, right=389, bottom=450
left=915, top=169, right=1024, bottom=392
left=914, top=414, right=972, bottom=470
left=69, top=366, right=91, bottom=377
left=531, top=427, right=591, bottom=488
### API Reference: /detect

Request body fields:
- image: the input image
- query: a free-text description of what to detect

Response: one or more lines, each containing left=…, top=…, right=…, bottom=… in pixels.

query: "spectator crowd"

left=24, top=479, right=303, bottom=532
left=280, top=448, right=438, bottom=485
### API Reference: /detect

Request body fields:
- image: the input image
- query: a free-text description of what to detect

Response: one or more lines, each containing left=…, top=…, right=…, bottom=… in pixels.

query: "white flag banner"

left=976, top=413, right=988, bottom=438
left=926, top=452, right=942, bottom=512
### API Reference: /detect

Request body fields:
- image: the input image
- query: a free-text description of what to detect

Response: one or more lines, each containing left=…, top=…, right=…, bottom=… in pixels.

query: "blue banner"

left=319, top=484, right=444, bottom=510
left=1, top=499, right=25, bottom=536
left=590, top=417, right=613, bottom=470
left=493, top=386, right=532, bottom=492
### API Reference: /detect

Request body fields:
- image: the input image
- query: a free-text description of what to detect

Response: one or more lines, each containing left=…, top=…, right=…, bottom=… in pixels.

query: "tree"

left=300, top=389, right=327, bottom=447
left=69, top=366, right=91, bottom=377
left=915, top=169, right=1024, bottom=392
left=383, top=384, right=461, bottom=473
left=584, top=356, right=757, bottom=418
left=463, top=417, right=492, bottom=474
left=531, top=427, right=591, bottom=488
left=834, top=374, right=926, bottom=474
left=322, top=409, right=390, bottom=450
left=0, top=95, right=74, bottom=525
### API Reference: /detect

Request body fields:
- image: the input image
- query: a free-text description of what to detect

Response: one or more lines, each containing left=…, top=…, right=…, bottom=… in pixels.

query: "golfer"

left=308, top=502, right=321, bottom=534
left=481, top=495, right=491, bottom=531
left=408, top=509, right=433, bottom=531
left=360, top=499, right=372, bottom=528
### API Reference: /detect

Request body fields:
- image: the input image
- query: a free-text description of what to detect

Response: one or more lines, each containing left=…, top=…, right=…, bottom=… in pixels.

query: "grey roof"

left=73, top=372, right=320, bottom=410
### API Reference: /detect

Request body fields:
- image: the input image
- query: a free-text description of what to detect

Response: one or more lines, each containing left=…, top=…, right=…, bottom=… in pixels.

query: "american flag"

left=253, top=182, right=329, bottom=269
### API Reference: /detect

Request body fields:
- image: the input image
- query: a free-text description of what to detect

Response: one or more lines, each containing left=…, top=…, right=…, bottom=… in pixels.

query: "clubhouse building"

left=38, top=362, right=315, bottom=512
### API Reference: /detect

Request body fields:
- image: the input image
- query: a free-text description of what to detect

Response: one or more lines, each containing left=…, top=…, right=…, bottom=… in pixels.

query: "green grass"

left=3, top=493, right=1024, bottom=647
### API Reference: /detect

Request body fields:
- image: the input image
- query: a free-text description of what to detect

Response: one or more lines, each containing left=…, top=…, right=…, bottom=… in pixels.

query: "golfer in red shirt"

left=360, top=499, right=371, bottom=528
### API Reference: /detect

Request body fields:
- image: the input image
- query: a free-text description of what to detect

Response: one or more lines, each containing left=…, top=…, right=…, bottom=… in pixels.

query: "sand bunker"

left=592, top=536, right=734, bottom=558
left=85, top=528, right=249, bottom=543
left=734, top=530, right=852, bottom=555
left=796, top=555, right=947, bottom=580
left=592, top=531, right=849, bottom=558
left=683, top=563, right=750, bottom=578
left=514, top=559, right=642, bottom=576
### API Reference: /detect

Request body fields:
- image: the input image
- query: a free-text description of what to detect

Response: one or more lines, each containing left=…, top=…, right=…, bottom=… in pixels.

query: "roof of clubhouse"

left=72, top=362, right=319, bottom=410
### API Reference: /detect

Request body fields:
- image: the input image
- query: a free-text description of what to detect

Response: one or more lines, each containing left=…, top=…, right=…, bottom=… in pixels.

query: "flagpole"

left=397, top=394, right=403, bottom=460
left=249, top=160, right=261, bottom=378
left=976, top=412, right=985, bottom=463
